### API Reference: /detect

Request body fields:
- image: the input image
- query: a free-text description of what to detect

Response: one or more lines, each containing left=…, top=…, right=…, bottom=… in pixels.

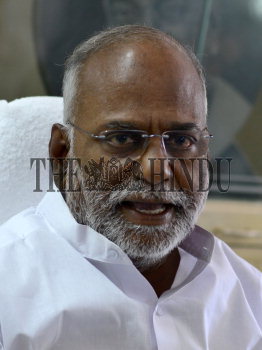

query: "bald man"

left=0, top=26, right=261, bottom=350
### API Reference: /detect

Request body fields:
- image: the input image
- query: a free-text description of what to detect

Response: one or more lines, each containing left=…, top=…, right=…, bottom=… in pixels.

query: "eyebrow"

left=168, top=122, right=201, bottom=131
left=104, top=121, right=138, bottom=130
left=104, top=121, right=202, bottom=131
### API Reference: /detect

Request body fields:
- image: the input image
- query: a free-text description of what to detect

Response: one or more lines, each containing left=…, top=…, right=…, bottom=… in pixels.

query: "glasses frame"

left=66, top=120, right=213, bottom=158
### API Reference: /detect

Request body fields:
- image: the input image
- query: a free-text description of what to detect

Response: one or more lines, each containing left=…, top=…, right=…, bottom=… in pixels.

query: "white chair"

left=0, top=96, right=63, bottom=224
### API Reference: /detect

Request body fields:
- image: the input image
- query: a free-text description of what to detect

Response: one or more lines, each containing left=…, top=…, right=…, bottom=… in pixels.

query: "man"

left=0, top=25, right=261, bottom=349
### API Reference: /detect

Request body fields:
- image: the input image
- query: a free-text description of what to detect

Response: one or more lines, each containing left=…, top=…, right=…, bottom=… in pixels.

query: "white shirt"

left=0, top=191, right=261, bottom=350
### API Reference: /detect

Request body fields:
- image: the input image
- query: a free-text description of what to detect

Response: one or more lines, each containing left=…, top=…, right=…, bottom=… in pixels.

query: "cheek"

left=172, top=158, right=209, bottom=192
left=78, top=153, right=133, bottom=190
left=71, top=136, right=105, bottom=169
left=69, top=136, right=139, bottom=190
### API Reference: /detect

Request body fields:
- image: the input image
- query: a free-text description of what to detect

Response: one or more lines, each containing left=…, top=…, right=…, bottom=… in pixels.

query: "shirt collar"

left=36, top=190, right=214, bottom=265
left=180, top=225, right=214, bottom=263
left=36, top=190, right=132, bottom=265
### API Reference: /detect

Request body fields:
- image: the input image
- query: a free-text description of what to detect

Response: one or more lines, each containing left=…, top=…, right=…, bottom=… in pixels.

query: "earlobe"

left=49, top=123, right=70, bottom=159
left=49, top=123, right=70, bottom=192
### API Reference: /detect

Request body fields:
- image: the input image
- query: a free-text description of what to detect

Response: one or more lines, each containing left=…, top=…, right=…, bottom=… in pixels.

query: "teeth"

left=135, top=207, right=166, bottom=214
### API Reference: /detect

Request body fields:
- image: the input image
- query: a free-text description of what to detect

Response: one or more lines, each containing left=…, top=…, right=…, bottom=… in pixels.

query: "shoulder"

left=213, top=235, right=261, bottom=281
left=0, top=206, right=53, bottom=264
left=212, top=235, right=262, bottom=326
left=0, top=207, right=38, bottom=246
left=0, top=204, right=68, bottom=300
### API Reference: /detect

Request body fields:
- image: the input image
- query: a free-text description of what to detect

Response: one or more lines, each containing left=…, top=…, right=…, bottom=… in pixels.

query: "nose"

left=137, top=137, right=173, bottom=189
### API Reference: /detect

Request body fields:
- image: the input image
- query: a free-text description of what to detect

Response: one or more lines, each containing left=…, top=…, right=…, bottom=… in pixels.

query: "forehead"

left=75, top=39, right=206, bottom=130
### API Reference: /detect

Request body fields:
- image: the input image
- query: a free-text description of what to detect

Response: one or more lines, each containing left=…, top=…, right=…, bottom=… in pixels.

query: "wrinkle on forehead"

left=115, top=49, right=136, bottom=83
left=76, top=39, right=206, bottom=125
left=78, top=40, right=195, bottom=89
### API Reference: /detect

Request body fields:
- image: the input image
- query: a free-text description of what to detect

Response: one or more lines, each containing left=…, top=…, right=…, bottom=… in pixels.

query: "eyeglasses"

left=67, top=121, right=213, bottom=159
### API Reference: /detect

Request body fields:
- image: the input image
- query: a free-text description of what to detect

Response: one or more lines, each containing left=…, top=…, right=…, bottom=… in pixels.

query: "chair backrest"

left=0, top=96, right=63, bottom=224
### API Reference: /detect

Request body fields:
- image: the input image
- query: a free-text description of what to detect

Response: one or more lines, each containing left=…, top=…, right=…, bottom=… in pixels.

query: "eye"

left=174, top=135, right=193, bottom=148
left=106, top=132, right=139, bottom=146
left=166, top=132, right=197, bottom=149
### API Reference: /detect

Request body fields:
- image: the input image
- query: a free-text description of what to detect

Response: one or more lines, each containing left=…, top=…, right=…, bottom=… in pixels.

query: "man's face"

left=65, top=39, right=208, bottom=269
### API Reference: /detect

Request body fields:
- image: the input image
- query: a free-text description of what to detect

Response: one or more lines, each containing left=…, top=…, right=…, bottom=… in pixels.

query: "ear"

left=49, top=123, right=70, bottom=191
left=49, top=123, right=70, bottom=159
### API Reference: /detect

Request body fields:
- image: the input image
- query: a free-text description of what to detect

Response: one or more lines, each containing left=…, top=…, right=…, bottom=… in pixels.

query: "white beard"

left=65, top=158, right=208, bottom=270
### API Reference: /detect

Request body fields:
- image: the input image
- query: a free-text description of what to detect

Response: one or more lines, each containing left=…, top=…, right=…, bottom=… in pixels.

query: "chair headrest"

left=0, top=96, right=63, bottom=224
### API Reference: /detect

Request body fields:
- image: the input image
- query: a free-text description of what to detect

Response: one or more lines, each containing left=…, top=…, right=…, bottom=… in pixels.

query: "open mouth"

left=119, top=200, right=181, bottom=225
left=122, top=201, right=173, bottom=215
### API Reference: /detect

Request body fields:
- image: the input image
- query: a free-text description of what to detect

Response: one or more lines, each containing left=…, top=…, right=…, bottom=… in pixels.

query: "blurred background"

left=1, top=0, right=262, bottom=269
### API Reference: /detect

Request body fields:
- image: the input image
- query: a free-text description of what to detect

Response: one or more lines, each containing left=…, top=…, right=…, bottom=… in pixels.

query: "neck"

left=136, top=248, right=180, bottom=298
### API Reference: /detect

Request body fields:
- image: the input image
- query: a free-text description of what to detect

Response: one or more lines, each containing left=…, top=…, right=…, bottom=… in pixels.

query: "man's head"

left=50, top=25, right=209, bottom=270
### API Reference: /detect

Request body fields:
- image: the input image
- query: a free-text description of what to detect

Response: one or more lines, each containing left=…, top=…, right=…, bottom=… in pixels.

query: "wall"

left=0, top=0, right=45, bottom=101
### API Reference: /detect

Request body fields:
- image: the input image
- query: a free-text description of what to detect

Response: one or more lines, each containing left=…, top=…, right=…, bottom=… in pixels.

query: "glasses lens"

left=164, top=130, right=209, bottom=157
left=101, top=130, right=146, bottom=157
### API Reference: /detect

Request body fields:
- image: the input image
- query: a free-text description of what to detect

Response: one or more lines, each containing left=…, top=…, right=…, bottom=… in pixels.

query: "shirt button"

left=155, top=305, right=164, bottom=316
left=108, top=249, right=119, bottom=260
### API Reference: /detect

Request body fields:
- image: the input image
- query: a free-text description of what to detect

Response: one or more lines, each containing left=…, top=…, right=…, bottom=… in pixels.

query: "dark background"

left=1, top=0, right=262, bottom=197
